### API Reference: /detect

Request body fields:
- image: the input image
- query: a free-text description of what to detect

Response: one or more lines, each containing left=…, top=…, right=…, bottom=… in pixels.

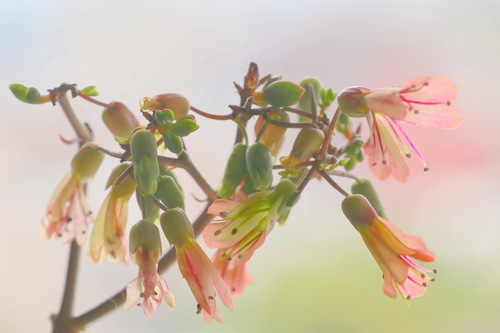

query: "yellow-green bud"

left=246, top=143, right=273, bottom=191
left=156, top=175, right=185, bottom=210
left=129, top=219, right=162, bottom=255
left=351, top=179, right=386, bottom=219
left=105, top=163, right=136, bottom=197
left=297, top=78, right=322, bottom=122
left=262, top=81, right=305, bottom=107
left=255, top=108, right=289, bottom=155
left=160, top=208, right=194, bottom=247
left=281, top=127, right=324, bottom=169
left=218, top=143, right=248, bottom=199
left=337, top=87, right=369, bottom=118
left=130, top=130, right=160, bottom=196
left=140, top=93, right=190, bottom=120
left=102, top=102, right=140, bottom=139
left=71, top=143, right=105, bottom=181
left=341, top=195, right=379, bottom=230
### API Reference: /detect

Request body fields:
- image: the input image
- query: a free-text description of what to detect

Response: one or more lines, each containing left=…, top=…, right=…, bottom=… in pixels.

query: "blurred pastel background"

left=1, top=0, right=499, bottom=332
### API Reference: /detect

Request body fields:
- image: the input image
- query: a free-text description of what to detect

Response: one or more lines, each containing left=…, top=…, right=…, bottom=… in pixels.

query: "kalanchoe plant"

left=10, top=62, right=461, bottom=332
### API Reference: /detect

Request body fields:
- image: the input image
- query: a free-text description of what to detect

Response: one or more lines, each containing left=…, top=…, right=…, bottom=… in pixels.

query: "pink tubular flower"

left=342, top=195, right=436, bottom=300
left=89, top=163, right=136, bottom=264
left=41, top=174, right=91, bottom=245
left=124, top=220, right=174, bottom=317
left=41, top=143, right=104, bottom=244
left=338, top=76, right=461, bottom=183
left=203, top=179, right=297, bottom=270
left=160, top=208, right=233, bottom=324
left=212, top=249, right=253, bottom=297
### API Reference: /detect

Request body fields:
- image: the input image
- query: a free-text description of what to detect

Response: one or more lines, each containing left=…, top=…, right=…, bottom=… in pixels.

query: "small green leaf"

left=9, top=84, right=29, bottom=102
left=81, top=86, right=99, bottom=96
left=155, top=110, right=174, bottom=127
left=170, top=119, right=199, bottom=137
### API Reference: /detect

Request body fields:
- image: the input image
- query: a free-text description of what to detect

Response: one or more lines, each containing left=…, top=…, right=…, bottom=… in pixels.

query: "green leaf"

left=81, top=86, right=99, bottom=96
left=9, top=84, right=29, bottom=102
left=155, top=110, right=174, bottom=127
left=162, top=132, right=183, bottom=155
left=170, top=119, right=199, bottom=137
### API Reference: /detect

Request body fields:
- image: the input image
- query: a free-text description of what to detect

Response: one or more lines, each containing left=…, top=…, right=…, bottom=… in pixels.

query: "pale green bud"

left=129, top=219, right=162, bottom=255
left=262, top=81, right=305, bottom=107
left=156, top=175, right=185, bottom=210
left=351, top=179, right=386, bottom=219
left=102, top=102, right=140, bottom=139
left=218, top=143, right=248, bottom=199
left=246, top=143, right=273, bottom=191
left=130, top=130, right=159, bottom=196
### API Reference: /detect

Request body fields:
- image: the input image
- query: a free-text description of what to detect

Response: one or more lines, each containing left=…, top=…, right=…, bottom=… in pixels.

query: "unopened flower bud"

left=337, top=87, right=369, bottom=118
left=297, top=78, right=322, bottom=122
left=262, top=81, right=305, bottom=107
left=102, top=102, right=140, bottom=139
left=156, top=175, right=185, bottom=210
left=71, top=143, right=105, bottom=181
left=280, top=127, right=324, bottom=169
left=160, top=208, right=194, bottom=247
left=351, top=179, right=387, bottom=219
left=129, top=219, right=162, bottom=258
left=246, top=143, right=273, bottom=191
left=141, top=93, right=190, bottom=120
left=341, top=194, right=379, bottom=230
left=218, top=143, right=248, bottom=199
left=130, top=130, right=160, bottom=196
left=255, top=108, right=289, bottom=155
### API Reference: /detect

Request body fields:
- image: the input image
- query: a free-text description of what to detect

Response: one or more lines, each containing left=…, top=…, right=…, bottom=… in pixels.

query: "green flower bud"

left=280, top=127, right=324, bottom=169
left=218, top=143, right=248, bottom=199
left=130, top=130, right=160, bottom=196
left=102, top=102, right=140, bottom=139
left=255, top=108, right=289, bottom=156
left=351, top=179, right=386, bottom=218
left=141, top=93, right=190, bottom=120
left=170, top=117, right=199, bottom=137
left=337, top=87, right=368, bottom=118
left=105, top=163, right=136, bottom=197
left=341, top=195, right=379, bottom=230
left=155, top=175, right=185, bottom=210
left=162, top=131, right=183, bottom=155
left=26, top=87, right=41, bottom=104
left=262, top=81, right=305, bottom=107
left=246, top=143, right=273, bottom=191
left=160, top=208, right=194, bottom=247
left=129, top=219, right=162, bottom=255
left=9, top=84, right=50, bottom=104
left=297, top=78, right=322, bottom=122
left=71, top=143, right=105, bottom=181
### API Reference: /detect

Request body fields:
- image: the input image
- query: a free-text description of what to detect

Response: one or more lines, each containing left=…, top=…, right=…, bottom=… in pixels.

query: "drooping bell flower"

left=341, top=194, right=436, bottom=299
left=160, top=208, right=233, bottom=324
left=124, top=219, right=175, bottom=317
left=41, top=143, right=104, bottom=245
left=89, top=163, right=136, bottom=264
left=338, top=76, right=461, bottom=183
left=203, top=179, right=296, bottom=269
left=212, top=249, right=253, bottom=297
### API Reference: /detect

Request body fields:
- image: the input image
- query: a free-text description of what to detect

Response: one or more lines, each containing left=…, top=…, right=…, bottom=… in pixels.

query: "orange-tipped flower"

left=342, top=194, right=436, bottom=299
left=160, top=209, right=233, bottom=323
left=212, top=249, right=253, bottom=297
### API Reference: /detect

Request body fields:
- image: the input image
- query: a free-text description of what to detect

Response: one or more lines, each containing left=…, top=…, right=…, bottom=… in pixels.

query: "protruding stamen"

left=208, top=296, right=214, bottom=300
left=231, top=228, right=238, bottom=235
left=226, top=256, right=232, bottom=261
left=196, top=304, right=202, bottom=314
left=214, top=230, right=221, bottom=236
left=424, top=167, right=429, bottom=172
left=430, top=278, right=436, bottom=282
left=406, top=295, right=412, bottom=300
left=219, top=211, right=228, bottom=218
left=433, top=269, right=438, bottom=274
left=406, top=153, right=412, bottom=158
left=422, top=282, right=428, bottom=287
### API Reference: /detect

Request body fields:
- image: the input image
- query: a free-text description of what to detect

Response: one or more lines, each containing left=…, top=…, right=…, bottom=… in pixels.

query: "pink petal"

left=365, top=88, right=407, bottom=120
left=400, top=104, right=462, bottom=129
left=401, top=76, right=458, bottom=103
left=124, top=278, right=142, bottom=312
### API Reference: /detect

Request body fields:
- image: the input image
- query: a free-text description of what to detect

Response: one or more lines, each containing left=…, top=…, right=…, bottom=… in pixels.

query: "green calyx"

left=155, top=175, right=185, bottom=210
left=351, top=179, right=386, bottom=219
left=129, top=219, right=162, bottom=255
left=341, top=194, right=379, bottom=230
left=130, top=130, right=160, bottom=196
left=337, top=87, right=368, bottom=118
left=71, top=143, right=105, bottom=181
left=160, top=208, right=194, bottom=247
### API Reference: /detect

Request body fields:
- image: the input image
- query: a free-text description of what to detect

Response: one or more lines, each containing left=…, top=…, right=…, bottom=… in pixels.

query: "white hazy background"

left=1, top=0, right=499, bottom=332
